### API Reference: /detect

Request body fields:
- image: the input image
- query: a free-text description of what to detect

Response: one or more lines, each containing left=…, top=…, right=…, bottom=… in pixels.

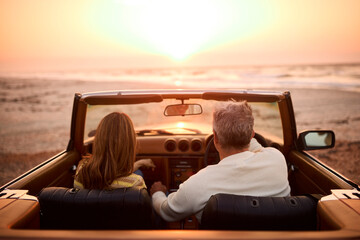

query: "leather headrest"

left=38, top=187, right=152, bottom=229
left=201, top=194, right=318, bottom=230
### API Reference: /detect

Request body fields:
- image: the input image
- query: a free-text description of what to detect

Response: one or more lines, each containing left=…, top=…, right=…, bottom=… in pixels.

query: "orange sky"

left=0, top=0, right=360, bottom=71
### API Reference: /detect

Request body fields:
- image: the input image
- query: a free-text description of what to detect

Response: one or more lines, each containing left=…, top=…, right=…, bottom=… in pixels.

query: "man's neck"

left=219, top=147, right=249, bottom=161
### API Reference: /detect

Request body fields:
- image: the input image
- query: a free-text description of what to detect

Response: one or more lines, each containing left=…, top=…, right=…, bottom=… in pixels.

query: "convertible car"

left=0, top=89, right=359, bottom=239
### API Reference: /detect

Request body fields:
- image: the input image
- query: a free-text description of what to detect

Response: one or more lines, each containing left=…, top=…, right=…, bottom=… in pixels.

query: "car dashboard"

left=84, top=134, right=214, bottom=189
left=137, top=135, right=212, bottom=192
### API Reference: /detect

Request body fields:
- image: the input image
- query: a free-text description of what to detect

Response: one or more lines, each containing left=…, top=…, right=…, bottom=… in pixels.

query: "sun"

left=121, top=0, right=221, bottom=61
left=174, top=80, right=182, bottom=87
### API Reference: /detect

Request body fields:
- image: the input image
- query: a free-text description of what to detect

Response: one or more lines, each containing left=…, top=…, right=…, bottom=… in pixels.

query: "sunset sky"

left=0, top=0, right=359, bottom=71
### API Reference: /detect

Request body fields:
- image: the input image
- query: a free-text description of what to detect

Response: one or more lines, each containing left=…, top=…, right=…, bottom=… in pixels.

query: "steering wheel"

left=203, top=132, right=269, bottom=167
left=204, top=135, right=220, bottom=167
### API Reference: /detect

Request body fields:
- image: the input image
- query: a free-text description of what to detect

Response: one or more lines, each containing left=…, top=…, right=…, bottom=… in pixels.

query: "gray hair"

left=213, top=101, right=254, bottom=150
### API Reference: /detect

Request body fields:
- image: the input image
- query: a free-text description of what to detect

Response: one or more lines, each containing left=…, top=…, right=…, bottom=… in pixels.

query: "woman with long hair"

left=74, top=112, right=155, bottom=189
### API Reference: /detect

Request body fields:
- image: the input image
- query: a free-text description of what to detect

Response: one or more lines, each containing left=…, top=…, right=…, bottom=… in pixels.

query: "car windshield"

left=84, top=99, right=283, bottom=143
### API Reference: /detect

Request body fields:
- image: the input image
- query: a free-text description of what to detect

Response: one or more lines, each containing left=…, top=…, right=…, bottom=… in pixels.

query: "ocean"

left=1, top=63, right=360, bottom=92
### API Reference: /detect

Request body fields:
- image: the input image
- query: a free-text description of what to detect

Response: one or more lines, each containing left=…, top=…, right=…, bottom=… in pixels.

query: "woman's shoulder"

left=111, top=173, right=146, bottom=189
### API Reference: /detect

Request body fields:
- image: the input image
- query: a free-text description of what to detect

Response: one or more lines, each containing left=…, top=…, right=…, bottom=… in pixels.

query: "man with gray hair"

left=151, top=101, right=291, bottom=223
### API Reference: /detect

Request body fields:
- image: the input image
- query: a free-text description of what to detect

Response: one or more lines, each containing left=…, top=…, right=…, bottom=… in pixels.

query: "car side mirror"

left=164, top=104, right=203, bottom=116
left=297, top=130, right=335, bottom=150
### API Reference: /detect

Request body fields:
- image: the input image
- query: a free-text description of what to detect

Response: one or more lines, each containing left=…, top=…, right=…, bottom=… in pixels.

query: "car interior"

left=35, top=135, right=321, bottom=231
left=11, top=127, right=352, bottom=231
left=1, top=91, right=358, bottom=239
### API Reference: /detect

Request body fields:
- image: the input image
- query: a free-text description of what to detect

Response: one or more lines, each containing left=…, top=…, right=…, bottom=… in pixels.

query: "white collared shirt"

left=152, top=138, right=291, bottom=222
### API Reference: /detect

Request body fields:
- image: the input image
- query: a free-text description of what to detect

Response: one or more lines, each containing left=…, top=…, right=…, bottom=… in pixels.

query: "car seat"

left=38, top=187, right=153, bottom=229
left=201, top=193, right=319, bottom=230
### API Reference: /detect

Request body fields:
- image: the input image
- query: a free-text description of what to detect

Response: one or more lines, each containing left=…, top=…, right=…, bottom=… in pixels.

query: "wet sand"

left=0, top=78, right=359, bottom=185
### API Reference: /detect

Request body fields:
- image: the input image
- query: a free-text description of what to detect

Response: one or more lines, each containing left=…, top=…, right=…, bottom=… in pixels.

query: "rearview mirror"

left=164, top=104, right=202, bottom=116
left=297, top=130, right=335, bottom=150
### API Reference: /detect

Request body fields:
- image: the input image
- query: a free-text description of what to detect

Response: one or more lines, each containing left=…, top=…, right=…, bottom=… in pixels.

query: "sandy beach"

left=0, top=77, right=359, bottom=185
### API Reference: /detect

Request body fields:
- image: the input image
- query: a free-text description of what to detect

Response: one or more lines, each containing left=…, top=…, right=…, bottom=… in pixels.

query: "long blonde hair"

left=77, top=112, right=137, bottom=189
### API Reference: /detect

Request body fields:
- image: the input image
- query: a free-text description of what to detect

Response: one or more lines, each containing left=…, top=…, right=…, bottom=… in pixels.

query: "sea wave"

left=1, top=63, right=360, bottom=92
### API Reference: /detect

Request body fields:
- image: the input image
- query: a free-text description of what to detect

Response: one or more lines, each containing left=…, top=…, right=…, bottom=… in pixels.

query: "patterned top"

left=73, top=159, right=146, bottom=189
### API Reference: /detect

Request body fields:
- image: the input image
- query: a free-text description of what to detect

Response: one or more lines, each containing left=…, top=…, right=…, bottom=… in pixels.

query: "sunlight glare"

left=177, top=122, right=185, bottom=128
left=90, top=0, right=271, bottom=62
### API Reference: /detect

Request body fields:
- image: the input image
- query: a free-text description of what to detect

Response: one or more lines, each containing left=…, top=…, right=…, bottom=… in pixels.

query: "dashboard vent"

left=164, top=139, right=176, bottom=152
left=178, top=139, right=190, bottom=152
left=191, top=139, right=203, bottom=152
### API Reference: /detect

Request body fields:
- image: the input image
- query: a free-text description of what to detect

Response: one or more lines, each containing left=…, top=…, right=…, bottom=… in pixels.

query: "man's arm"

left=150, top=181, right=193, bottom=222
